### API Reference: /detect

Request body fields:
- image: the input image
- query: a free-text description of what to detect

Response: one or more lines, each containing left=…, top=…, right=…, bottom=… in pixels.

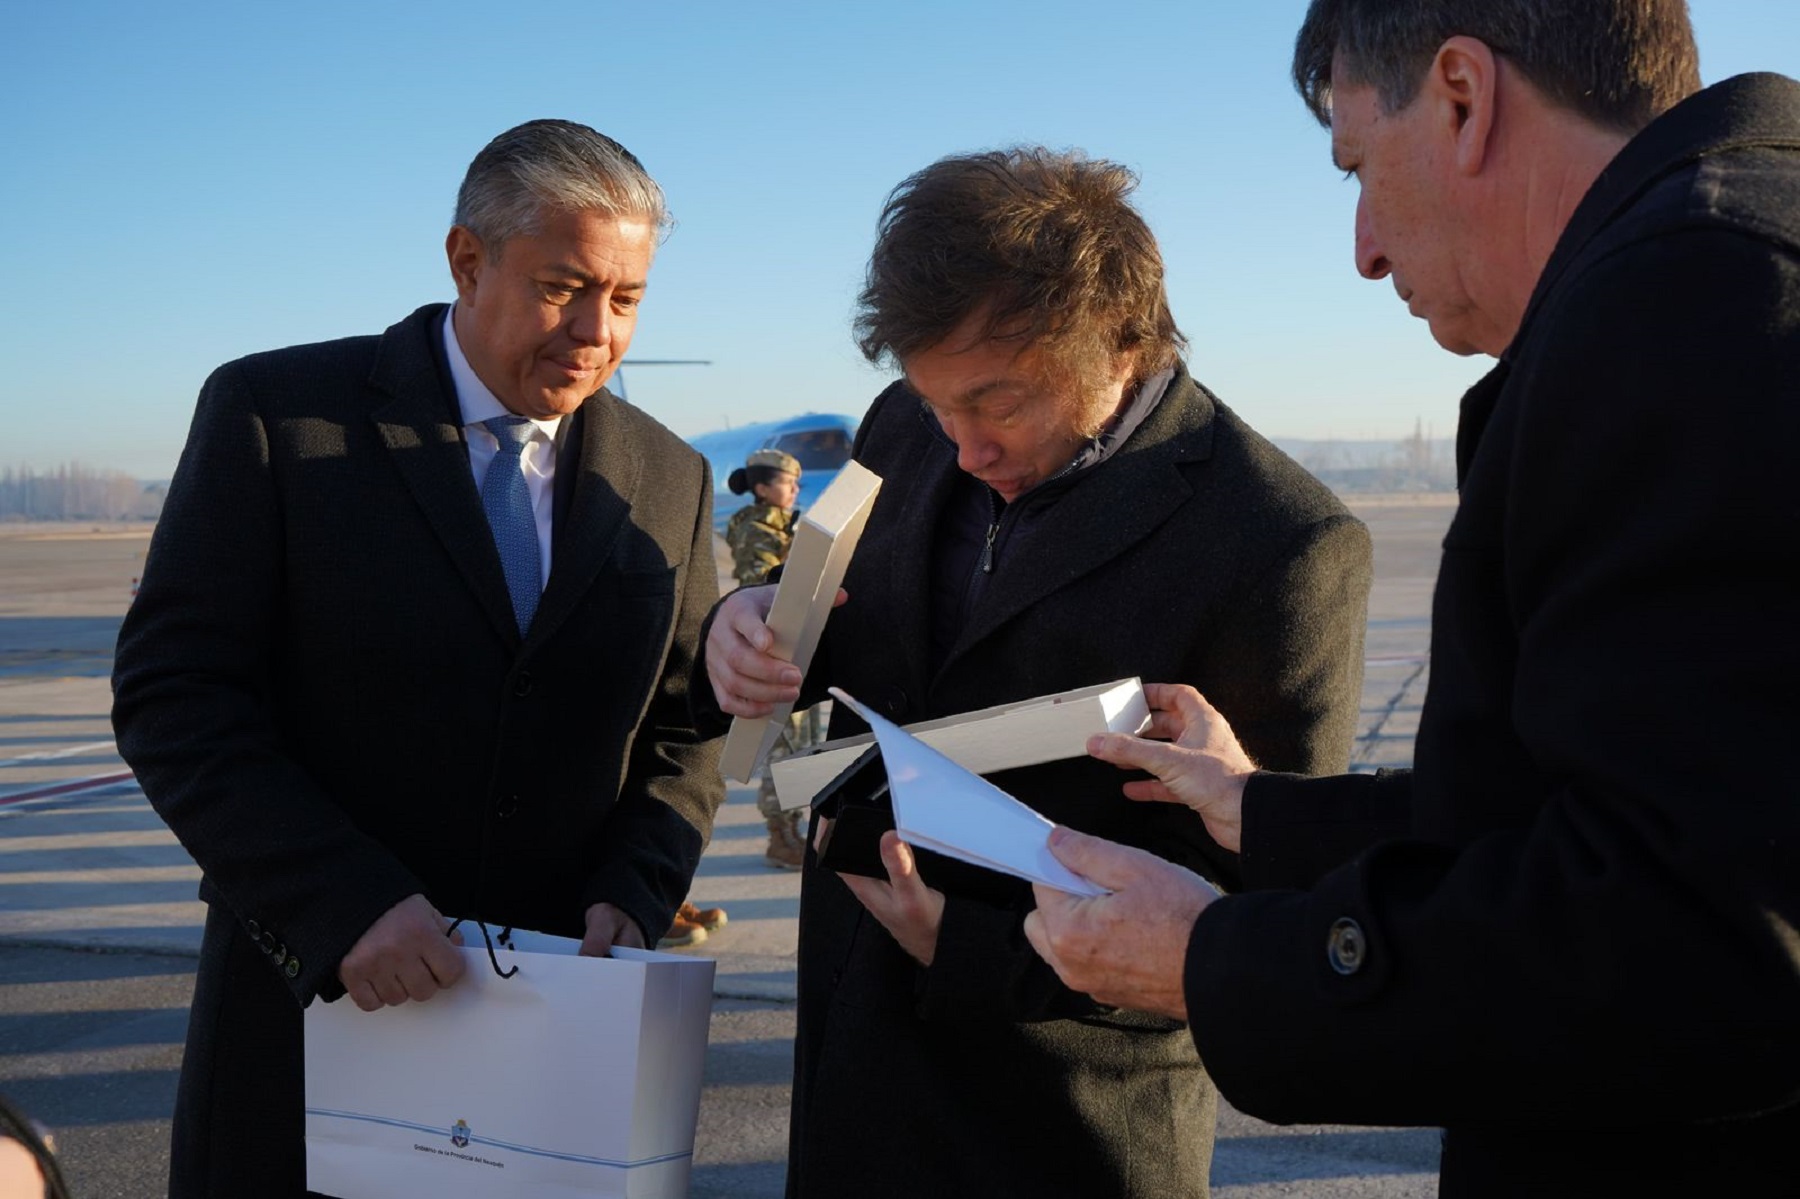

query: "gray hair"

left=453, top=119, right=671, bottom=253
left=1293, top=0, right=1700, bottom=134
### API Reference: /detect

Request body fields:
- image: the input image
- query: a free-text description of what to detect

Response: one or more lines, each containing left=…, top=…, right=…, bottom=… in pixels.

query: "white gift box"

left=304, top=929, right=714, bottom=1199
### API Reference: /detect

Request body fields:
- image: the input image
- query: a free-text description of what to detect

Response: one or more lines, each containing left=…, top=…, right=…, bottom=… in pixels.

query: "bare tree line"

left=0, top=463, right=163, bottom=520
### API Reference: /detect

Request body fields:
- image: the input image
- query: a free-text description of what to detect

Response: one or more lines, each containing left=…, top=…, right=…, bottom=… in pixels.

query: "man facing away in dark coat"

left=1027, top=3, right=1800, bottom=1195
left=111, top=120, right=724, bottom=1198
left=702, top=149, right=1374, bottom=1196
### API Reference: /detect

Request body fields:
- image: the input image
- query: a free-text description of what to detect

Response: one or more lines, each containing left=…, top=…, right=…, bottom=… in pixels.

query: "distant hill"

left=1273, top=431, right=1456, bottom=493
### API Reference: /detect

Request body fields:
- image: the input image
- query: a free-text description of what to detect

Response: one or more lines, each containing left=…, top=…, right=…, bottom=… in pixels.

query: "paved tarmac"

left=0, top=498, right=1453, bottom=1197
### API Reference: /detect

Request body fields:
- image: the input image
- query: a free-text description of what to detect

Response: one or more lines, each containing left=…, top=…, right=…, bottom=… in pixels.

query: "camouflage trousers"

left=756, top=707, right=824, bottom=819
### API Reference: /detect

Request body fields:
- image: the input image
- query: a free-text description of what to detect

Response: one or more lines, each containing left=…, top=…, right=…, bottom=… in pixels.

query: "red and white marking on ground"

left=0, top=770, right=136, bottom=807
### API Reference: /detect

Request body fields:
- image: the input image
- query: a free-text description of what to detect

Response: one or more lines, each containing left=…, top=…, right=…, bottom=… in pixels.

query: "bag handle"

left=445, top=918, right=520, bottom=979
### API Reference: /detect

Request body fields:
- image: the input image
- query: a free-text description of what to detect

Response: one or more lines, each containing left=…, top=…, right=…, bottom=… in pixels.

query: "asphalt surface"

left=0, top=499, right=1453, bottom=1197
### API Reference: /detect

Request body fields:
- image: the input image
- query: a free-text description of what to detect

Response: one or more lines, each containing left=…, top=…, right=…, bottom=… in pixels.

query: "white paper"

left=828, top=688, right=1108, bottom=897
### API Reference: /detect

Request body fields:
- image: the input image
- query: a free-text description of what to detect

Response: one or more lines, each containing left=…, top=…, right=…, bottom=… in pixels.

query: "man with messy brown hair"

left=854, top=147, right=1186, bottom=402
left=700, top=147, right=1373, bottom=1197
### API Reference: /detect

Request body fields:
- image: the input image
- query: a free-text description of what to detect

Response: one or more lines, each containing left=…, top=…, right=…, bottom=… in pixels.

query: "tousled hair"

left=1293, top=0, right=1700, bottom=133
left=454, top=119, right=670, bottom=254
left=854, top=148, right=1185, bottom=391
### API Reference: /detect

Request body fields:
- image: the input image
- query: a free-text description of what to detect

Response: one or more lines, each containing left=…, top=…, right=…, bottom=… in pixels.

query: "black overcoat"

left=783, top=366, right=1373, bottom=1197
left=1184, top=74, right=1800, bottom=1196
left=112, top=304, right=723, bottom=1197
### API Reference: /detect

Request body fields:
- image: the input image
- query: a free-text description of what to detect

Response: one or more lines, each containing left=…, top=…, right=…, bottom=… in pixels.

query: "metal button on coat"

left=513, top=672, right=533, bottom=698
left=496, top=795, right=520, bottom=818
left=1327, top=918, right=1366, bottom=975
left=284, top=957, right=301, bottom=979
left=246, top=919, right=261, bottom=939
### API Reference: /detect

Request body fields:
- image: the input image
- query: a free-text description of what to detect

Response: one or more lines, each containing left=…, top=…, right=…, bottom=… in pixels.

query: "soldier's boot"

left=657, top=901, right=726, bottom=949
left=764, top=810, right=806, bottom=871
left=656, top=910, right=707, bottom=949
left=677, top=900, right=728, bottom=932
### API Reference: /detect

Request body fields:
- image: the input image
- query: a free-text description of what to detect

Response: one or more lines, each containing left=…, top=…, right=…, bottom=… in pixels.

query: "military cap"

left=747, top=448, right=801, bottom=475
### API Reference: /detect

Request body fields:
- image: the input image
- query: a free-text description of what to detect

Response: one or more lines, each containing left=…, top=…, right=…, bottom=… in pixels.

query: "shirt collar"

left=442, top=305, right=564, bottom=440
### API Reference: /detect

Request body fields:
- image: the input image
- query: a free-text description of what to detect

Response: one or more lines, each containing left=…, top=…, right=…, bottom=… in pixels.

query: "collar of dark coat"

left=364, top=302, right=642, bottom=652
left=1457, top=73, right=1800, bottom=483
left=1510, top=72, right=1800, bottom=361
left=930, top=362, right=1219, bottom=679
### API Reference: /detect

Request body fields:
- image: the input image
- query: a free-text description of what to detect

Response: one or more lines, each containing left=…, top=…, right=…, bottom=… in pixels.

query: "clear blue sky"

left=3, top=1, right=1795, bottom=478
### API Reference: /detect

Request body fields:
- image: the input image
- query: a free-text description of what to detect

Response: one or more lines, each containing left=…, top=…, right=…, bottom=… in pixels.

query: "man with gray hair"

left=113, top=119, right=724, bottom=1196
left=1025, top=1, right=1800, bottom=1194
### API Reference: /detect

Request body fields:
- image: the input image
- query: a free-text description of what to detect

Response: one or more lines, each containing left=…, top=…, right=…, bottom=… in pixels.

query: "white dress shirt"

left=443, top=308, right=562, bottom=587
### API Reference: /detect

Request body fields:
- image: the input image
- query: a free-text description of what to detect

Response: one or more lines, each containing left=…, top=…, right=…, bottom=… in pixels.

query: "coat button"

left=496, top=795, right=520, bottom=818
left=285, top=956, right=301, bottom=979
left=246, top=919, right=261, bottom=938
left=1327, top=918, right=1366, bottom=975
left=514, top=671, right=533, bottom=698
left=259, top=931, right=277, bottom=956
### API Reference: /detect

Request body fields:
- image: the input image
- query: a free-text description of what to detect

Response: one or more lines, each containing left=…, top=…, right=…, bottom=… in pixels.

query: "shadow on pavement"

left=0, top=1007, right=187, bottom=1055
left=2, top=1070, right=183, bottom=1127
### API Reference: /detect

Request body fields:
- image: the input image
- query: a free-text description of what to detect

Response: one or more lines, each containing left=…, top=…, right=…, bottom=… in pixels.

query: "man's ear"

left=445, top=225, right=486, bottom=302
left=1429, top=35, right=1501, bottom=177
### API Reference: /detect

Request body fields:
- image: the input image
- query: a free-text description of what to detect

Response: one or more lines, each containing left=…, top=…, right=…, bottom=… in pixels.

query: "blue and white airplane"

left=686, top=412, right=861, bottom=535
left=613, top=360, right=860, bottom=535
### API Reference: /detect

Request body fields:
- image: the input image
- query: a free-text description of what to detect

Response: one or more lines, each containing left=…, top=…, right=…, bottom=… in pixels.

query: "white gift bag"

left=304, top=926, right=715, bottom=1199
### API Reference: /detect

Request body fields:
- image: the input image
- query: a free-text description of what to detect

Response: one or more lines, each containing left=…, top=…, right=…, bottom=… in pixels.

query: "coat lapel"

left=527, top=392, right=638, bottom=649
left=871, top=414, right=962, bottom=700
left=368, top=307, right=522, bottom=646
left=939, top=371, right=1216, bottom=678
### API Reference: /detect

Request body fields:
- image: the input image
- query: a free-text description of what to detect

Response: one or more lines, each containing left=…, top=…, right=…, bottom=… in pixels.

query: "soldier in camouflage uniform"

left=725, top=449, right=811, bottom=869
left=726, top=451, right=803, bottom=588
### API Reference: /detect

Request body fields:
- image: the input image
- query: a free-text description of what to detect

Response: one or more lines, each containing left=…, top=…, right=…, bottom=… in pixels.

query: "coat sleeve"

left=582, top=452, right=726, bottom=943
left=111, top=363, right=426, bottom=1007
left=1184, top=228, right=1800, bottom=1128
left=917, top=511, right=1376, bottom=1024
left=1237, top=768, right=1414, bottom=892
left=1198, top=511, right=1372, bottom=781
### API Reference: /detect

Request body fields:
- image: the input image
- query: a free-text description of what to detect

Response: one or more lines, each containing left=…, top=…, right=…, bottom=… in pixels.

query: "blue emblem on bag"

left=450, top=1118, right=471, bottom=1148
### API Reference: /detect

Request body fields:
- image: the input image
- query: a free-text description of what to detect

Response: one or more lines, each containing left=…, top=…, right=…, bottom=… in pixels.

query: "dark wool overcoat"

left=112, top=304, right=723, bottom=1198
left=778, top=365, right=1373, bottom=1197
left=1185, top=74, right=1800, bottom=1197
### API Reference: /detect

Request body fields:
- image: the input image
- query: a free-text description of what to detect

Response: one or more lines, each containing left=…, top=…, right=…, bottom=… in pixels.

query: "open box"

left=769, top=677, right=1150, bottom=811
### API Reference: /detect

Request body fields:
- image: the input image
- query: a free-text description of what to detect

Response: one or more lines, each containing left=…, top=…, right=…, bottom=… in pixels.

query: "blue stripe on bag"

left=305, top=1108, right=694, bottom=1168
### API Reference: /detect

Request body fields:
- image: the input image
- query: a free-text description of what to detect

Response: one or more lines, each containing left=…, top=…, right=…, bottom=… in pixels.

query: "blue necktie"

left=480, top=416, right=541, bottom=636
